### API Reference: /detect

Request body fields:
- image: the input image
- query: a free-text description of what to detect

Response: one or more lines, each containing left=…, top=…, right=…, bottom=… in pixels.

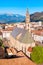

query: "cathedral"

left=9, top=9, right=35, bottom=50
left=3, top=9, right=35, bottom=57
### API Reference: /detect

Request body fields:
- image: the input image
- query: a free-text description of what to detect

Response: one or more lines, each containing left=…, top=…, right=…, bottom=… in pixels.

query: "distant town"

left=0, top=9, right=43, bottom=65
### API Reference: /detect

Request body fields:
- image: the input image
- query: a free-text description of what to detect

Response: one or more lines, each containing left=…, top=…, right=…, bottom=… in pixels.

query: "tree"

left=0, top=39, right=4, bottom=48
left=30, top=46, right=43, bottom=64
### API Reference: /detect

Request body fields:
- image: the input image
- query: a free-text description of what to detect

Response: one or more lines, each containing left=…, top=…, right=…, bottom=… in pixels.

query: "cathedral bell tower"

left=25, top=8, right=30, bottom=30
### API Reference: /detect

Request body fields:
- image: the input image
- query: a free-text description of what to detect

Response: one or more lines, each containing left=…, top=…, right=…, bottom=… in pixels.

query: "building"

left=31, top=29, right=43, bottom=44
left=2, top=26, right=15, bottom=39
left=7, top=9, right=35, bottom=57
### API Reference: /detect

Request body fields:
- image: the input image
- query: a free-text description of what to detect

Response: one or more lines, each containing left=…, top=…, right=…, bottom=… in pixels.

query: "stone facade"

left=9, top=35, right=35, bottom=57
left=25, top=8, right=30, bottom=30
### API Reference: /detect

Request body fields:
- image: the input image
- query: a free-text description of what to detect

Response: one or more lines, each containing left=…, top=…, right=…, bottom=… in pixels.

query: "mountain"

left=0, top=12, right=43, bottom=24
left=30, top=12, right=43, bottom=22
left=0, top=14, right=25, bottom=24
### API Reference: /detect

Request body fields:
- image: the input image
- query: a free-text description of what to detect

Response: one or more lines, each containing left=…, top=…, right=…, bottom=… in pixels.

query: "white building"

left=2, top=27, right=15, bottom=39
left=31, top=30, right=43, bottom=44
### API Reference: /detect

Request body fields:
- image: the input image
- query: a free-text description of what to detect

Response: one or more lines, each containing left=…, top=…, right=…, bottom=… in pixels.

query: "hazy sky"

left=0, top=0, right=43, bottom=15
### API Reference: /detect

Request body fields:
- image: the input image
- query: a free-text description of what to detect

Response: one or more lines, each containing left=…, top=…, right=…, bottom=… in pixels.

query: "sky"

left=0, top=0, right=43, bottom=15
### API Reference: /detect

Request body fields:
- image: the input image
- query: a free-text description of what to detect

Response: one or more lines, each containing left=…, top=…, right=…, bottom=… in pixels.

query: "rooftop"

left=0, top=50, right=36, bottom=65
left=11, top=27, right=34, bottom=44
left=19, top=31, right=34, bottom=44
left=31, top=29, right=43, bottom=36
left=3, top=27, right=15, bottom=31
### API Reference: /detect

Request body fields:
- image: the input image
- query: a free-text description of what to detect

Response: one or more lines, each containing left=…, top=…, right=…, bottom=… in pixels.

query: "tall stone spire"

left=26, top=8, right=30, bottom=22
left=25, top=8, right=30, bottom=30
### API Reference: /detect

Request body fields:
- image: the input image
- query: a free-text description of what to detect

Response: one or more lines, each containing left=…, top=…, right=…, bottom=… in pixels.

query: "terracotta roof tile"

left=31, top=29, right=43, bottom=36
left=27, top=47, right=33, bottom=52
left=3, top=26, right=15, bottom=31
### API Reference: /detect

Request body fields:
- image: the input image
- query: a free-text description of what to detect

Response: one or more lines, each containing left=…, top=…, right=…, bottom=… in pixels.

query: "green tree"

left=30, top=46, right=43, bottom=64
left=0, top=39, right=4, bottom=48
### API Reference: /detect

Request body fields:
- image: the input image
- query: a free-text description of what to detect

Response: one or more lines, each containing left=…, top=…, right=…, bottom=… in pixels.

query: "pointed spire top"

left=27, top=8, right=28, bottom=11
left=26, top=8, right=29, bottom=15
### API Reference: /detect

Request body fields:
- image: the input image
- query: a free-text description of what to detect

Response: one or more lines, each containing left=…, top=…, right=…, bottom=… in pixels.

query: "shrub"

left=30, top=46, right=43, bottom=64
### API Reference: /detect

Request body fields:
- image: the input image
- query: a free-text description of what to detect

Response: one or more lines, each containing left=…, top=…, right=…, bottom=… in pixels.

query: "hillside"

left=30, top=12, right=43, bottom=22
left=0, top=12, right=43, bottom=23
left=0, top=14, right=25, bottom=24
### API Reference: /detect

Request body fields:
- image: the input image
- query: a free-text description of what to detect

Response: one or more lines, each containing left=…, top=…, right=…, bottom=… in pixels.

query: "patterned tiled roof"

left=11, top=27, right=34, bottom=44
